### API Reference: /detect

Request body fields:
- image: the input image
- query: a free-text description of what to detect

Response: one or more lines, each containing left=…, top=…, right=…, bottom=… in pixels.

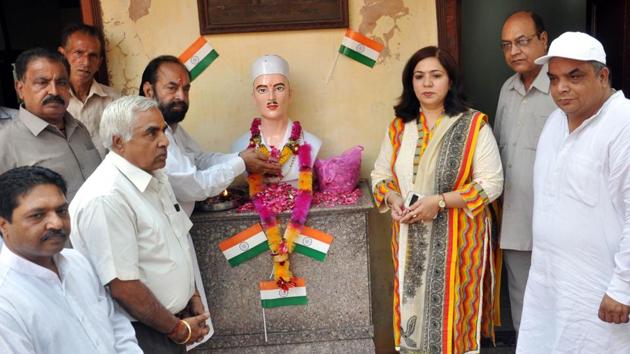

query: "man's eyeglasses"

left=501, top=33, right=539, bottom=52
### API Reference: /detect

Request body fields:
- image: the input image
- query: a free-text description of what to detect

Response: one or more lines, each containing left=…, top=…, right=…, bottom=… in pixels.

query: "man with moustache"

left=59, top=23, right=121, bottom=157
left=70, top=96, right=211, bottom=353
left=0, top=166, right=141, bottom=353
left=232, top=54, right=321, bottom=183
left=493, top=10, right=557, bottom=333
left=518, top=32, right=630, bottom=353
left=139, top=55, right=280, bottom=216
left=0, top=48, right=101, bottom=201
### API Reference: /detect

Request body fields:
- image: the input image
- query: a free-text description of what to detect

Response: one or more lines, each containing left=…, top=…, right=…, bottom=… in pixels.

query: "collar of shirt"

left=0, top=245, right=67, bottom=283
left=17, top=106, right=79, bottom=138
left=509, top=63, right=550, bottom=96
left=70, top=79, right=110, bottom=102
left=560, top=90, right=622, bottom=136
left=106, top=152, right=157, bottom=193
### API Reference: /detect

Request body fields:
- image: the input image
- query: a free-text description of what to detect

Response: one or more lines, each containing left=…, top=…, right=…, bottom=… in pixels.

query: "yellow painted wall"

left=101, top=0, right=437, bottom=177
left=101, top=1, right=437, bottom=352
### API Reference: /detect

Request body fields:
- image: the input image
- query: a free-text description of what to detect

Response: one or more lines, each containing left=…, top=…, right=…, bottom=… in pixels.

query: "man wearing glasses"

left=493, top=10, right=557, bottom=335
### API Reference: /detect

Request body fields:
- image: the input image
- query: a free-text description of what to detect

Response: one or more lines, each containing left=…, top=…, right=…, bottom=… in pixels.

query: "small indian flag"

left=260, top=278, right=308, bottom=308
left=294, top=226, right=333, bottom=262
left=218, top=224, right=269, bottom=267
left=178, top=37, right=219, bottom=81
left=338, top=28, right=384, bottom=68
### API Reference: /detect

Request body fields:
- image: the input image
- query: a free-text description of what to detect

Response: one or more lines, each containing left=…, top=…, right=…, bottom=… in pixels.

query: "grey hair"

left=99, top=95, right=159, bottom=149
left=590, top=60, right=612, bottom=85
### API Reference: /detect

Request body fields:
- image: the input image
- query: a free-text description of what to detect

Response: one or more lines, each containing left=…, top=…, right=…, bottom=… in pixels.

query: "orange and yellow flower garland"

left=247, top=118, right=313, bottom=290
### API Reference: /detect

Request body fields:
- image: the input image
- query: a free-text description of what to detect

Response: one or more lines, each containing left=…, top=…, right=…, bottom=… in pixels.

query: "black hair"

left=60, top=22, right=105, bottom=52
left=138, top=55, right=190, bottom=96
left=15, top=48, right=70, bottom=81
left=394, top=46, right=469, bottom=122
left=0, top=166, right=67, bottom=223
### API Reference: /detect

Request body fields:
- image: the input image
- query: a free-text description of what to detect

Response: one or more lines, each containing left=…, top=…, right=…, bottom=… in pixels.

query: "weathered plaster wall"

left=102, top=0, right=436, bottom=177
left=101, top=1, right=437, bottom=352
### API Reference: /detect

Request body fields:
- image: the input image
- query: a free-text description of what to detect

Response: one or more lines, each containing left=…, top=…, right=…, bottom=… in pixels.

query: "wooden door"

left=587, top=0, right=630, bottom=96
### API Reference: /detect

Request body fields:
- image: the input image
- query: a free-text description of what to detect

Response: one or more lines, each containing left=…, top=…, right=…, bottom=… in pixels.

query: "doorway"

left=0, top=0, right=104, bottom=108
left=460, top=1, right=586, bottom=119
left=437, top=0, right=630, bottom=121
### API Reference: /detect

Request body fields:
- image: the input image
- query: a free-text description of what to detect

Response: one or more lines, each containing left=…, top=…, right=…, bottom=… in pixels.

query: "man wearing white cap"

left=518, top=32, right=630, bottom=353
left=232, top=54, right=321, bottom=183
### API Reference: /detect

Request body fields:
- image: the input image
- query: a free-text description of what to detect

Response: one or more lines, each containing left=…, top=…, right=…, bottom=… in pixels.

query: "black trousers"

left=132, top=321, right=186, bottom=354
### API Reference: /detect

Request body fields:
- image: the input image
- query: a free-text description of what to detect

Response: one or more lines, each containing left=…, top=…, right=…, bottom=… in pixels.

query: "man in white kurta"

left=518, top=32, right=630, bottom=353
left=0, top=166, right=140, bottom=353
left=138, top=55, right=280, bottom=216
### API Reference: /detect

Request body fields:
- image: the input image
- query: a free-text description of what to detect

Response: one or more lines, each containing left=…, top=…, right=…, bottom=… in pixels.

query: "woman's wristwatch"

left=438, top=194, right=446, bottom=210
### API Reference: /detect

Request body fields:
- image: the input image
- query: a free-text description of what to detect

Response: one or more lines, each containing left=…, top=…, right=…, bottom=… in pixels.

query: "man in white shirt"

left=70, top=96, right=210, bottom=353
left=494, top=10, right=556, bottom=333
left=0, top=165, right=141, bottom=353
left=138, top=55, right=280, bottom=215
left=518, top=32, right=630, bottom=353
left=59, top=23, right=121, bottom=157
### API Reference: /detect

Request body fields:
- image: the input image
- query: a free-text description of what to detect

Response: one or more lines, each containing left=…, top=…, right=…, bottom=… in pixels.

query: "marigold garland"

left=247, top=118, right=313, bottom=290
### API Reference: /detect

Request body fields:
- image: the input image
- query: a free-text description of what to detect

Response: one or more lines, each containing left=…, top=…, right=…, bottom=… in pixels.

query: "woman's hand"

left=400, top=195, right=441, bottom=224
left=386, top=192, right=406, bottom=221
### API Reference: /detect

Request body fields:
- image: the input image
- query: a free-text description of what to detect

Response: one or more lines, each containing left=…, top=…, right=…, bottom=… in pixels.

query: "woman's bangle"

left=170, top=320, right=192, bottom=345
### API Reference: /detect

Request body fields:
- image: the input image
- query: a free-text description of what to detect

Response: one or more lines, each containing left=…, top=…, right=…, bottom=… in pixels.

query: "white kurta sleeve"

left=167, top=155, right=245, bottom=203
left=371, top=127, right=397, bottom=213
left=471, top=123, right=504, bottom=202
left=605, top=124, right=630, bottom=305
left=69, top=249, right=141, bottom=353
left=0, top=309, right=34, bottom=354
left=167, top=128, right=245, bottom=203
left=458, top=123, right=504, bottom=218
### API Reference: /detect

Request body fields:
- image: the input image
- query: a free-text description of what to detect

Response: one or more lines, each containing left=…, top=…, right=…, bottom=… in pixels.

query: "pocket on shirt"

left=524, top=114, right=549, bottom=150
left=564, top=155, right=600, bottom=207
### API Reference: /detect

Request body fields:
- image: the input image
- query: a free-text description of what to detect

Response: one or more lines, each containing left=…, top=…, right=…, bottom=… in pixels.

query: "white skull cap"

left=251, top=54, right=290, bottom=82
left=535, top=31, right=606, bottom=65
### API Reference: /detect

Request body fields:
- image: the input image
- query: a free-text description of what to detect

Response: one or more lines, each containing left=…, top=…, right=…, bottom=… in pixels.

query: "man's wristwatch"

left=438, top=194, right=446, bottom=210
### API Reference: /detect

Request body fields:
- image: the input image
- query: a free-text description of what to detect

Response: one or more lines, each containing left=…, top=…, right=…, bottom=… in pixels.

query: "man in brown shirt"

left=59, top=23, right=121, bottom=157
left=0, top=48, right=101, bottom=201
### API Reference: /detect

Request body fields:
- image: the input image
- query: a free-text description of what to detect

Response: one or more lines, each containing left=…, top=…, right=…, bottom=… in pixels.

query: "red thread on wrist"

left=168, top=320, right=183, bottom=338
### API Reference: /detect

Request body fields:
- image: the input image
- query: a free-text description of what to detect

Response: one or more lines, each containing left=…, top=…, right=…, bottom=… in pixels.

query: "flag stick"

left=262, top=308, right=268, bottom=342
left=261, top=269, right=273, bottom=342
left=325, top=51, right=340, bottom=84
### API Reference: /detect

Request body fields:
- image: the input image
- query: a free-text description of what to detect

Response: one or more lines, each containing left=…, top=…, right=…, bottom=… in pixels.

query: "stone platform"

left=189, top=181, right=375, bottom=353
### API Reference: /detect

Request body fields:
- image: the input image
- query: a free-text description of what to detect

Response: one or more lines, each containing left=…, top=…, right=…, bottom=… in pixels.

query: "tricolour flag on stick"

left=219, top=224, right=269, bottom=267
left=338, top=29, right=384, bottom=68
left=178, top=37, right=219, bottom=81
left=260, top=278, right=308, bottom=308
left=294, top=226, right=333, bottom=262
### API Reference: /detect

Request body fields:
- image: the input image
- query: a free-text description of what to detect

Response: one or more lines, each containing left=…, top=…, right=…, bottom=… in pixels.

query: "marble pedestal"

left=189, top=182, right=375, bottom=353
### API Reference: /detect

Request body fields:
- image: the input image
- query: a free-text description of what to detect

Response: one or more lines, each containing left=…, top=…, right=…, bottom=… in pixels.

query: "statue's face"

left=252, top=74, right=291, bottom=121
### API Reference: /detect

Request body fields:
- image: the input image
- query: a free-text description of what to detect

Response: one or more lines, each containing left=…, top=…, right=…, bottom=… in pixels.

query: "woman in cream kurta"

left=371, top=46, right=503, bottom=354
